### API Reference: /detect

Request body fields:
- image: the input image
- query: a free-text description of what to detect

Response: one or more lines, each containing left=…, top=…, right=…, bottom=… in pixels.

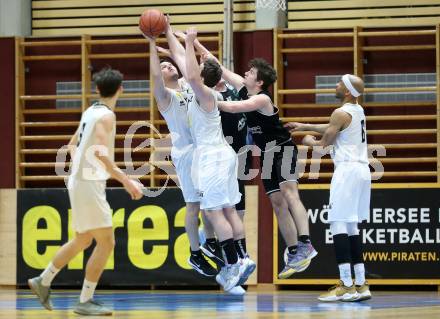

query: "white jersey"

left=159, top=80, right=194, bottom=158
left=70, top=103, right=115, bottom=181
left=187, top=90, right=227, bottom=147
left=331, top=103, right=369, bottom=166
left=187, top=89, right=240, bottom=209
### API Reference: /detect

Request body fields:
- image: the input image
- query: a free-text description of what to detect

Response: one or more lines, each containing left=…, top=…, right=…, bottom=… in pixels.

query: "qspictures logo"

left=54, top=122, right=387, bottom=197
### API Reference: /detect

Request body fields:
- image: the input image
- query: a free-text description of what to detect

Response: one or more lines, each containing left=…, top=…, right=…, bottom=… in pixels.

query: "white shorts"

left=172, top=147, right=199, bottom=203
left=328, top=163, right=371, bottom=223
left=192, top=145, right=241, bottom=210
left=67, top=178, right=112, bottom=233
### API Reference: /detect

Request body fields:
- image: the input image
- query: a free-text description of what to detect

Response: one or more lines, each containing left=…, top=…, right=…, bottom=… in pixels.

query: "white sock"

left=338, top=263, right=352, bottom=287
left=354, top=263, right=366, bottom=286
left=79, top=279, right=98, bottom=303
left=40, top=262, right=61, bottom=287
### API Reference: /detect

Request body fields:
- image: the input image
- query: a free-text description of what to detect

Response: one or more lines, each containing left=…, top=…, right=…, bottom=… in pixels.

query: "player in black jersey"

left=218, top=80, right=248, bottom=215
left=216, top=57, right=318, bottom=278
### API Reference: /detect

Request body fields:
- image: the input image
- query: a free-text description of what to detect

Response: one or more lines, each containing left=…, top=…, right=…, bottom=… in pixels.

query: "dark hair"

left=201, top=58, right=222, bottom=88
left=92, top=67, right=123, bottom=98
left=249, top=58, right=277, bottom=91
left=160, top=58, right=182, bottom=78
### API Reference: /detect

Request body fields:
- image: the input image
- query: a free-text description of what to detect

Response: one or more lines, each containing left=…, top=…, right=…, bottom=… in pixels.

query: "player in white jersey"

left=285, top=74, right=371, bottom=302
left=161, top=27, right=254, bottom=295
left=146, top=28, right=217, bottom=277
left=28, top=68, right=143, bottom=315
left=184, top=27, right=253, bottom=292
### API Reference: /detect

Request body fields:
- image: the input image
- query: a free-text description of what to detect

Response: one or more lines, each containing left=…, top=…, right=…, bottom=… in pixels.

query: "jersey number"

left=361, top=120, right=366, bottom=143
left=77, top=122, right=86, bottom=146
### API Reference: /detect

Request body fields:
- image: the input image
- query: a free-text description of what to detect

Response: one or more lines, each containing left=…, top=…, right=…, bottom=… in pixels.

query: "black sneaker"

left=188, top=253, right=217, bottom=277
left=200, top=242, right=225, bottom=268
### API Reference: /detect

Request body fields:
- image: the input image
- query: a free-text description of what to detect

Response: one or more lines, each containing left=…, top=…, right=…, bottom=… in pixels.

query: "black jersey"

left=238, top=86, right=292, bottom=151
left=219, top=84, right=247, bottom=153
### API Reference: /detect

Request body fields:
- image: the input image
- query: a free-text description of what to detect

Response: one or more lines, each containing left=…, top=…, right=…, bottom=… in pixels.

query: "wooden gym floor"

left=1, top=288, right=440, bottom=318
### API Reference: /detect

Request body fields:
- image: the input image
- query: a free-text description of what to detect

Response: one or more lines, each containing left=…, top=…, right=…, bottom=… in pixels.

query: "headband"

left=342, top=74, right=360, bottom=97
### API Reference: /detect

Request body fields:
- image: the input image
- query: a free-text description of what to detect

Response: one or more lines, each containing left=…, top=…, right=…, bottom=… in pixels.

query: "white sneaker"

left=216, top=270, right=246, bottom=295
left=216, top=263, right=241, bottom=291
left=237, top=257, right=256, bottom=286
left=228, top=286, right=246, bottom=296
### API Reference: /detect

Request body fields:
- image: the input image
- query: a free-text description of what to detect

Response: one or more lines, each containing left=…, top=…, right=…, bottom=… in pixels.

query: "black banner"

left=17, top=188, right=215, bottom=287
left=276, top=188, right=440, bottom=281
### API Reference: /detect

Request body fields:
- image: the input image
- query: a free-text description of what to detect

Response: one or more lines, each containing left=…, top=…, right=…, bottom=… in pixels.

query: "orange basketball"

left=139, top=9, right=167, bottom=38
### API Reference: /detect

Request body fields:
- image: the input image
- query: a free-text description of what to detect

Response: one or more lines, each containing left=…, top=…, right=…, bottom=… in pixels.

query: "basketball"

left=139, top=9, right=167, bottom=38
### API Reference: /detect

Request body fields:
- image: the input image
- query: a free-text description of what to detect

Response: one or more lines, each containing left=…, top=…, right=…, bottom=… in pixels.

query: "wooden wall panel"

left=32, top=0, right=255, bottom=36
left=288, top=0, right=440, bottom=30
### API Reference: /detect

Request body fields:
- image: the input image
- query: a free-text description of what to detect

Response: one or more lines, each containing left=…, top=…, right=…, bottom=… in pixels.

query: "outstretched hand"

left=302, top=134, right=316, bottom=146
left=156, top=46, right=171, bottom=57
left=200, top=52, right=219, bottom=64
left=284, top=122, right=307, bottom=132
left=174, top=30, right=186, bottom=41
left=164, top=14, right=171, bottom=33
left=185, top=27, right=197, bottom=43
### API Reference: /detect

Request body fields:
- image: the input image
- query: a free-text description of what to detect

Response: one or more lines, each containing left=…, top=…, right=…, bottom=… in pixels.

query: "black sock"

left=190, top=249, right=202, bottom=258
left=219, top=238, right=238, bottom=265
left=298, top=235, right=310, bottom=244
left=206, top=238, right=217, bottom=247
left=333, top=233, right=351, bottom=264
left=349, top=235, right=364, bottom=264
left=234, top=238, right=247, bottom=259
left=287, top=245, right=298, bottom=255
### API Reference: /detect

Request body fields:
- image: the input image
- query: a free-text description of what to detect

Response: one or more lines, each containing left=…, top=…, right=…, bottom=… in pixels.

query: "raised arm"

left=195, top=40, right=243, bottom=90
left=284, top=122, right=330, bottom=134
left=176, top=30, right=218, bottom=64
left=301, top=109, right=350, bottom=147
left=219, top=65, right=244, bottom=91
left=185, top=27, right=216, bottom=112
left=165, top=18, right=188, bottom=79
left=94, top=114, right=143, bottom=200
left=148, top=38, right=172, bottom=110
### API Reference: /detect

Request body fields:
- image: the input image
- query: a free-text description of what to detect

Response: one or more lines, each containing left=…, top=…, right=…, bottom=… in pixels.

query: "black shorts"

left=260, top=142, right=298, bottom=195
left=236, top=147, right=252, bottom=212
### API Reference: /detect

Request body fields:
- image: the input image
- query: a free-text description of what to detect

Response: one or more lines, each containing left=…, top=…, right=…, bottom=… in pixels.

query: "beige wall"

left=0, top=189, right=16, bottom=285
